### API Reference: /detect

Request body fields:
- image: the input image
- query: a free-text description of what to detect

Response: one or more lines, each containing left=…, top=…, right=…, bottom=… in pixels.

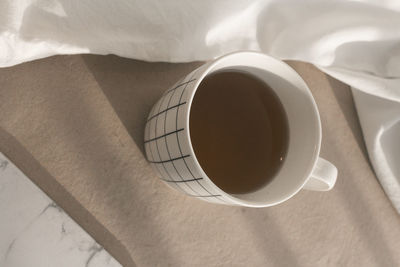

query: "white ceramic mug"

left=144, top=51, right=337, bottom=207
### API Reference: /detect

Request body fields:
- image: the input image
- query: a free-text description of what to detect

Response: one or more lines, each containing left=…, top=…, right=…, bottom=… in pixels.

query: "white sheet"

left=1, top=0, right=399, bottom=211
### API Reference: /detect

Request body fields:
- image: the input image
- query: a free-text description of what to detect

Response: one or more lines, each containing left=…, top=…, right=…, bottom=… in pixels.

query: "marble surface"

left=0, top=153, right=121, bottom=267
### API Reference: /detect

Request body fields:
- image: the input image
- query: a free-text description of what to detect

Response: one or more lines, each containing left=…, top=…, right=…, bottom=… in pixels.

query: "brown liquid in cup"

left=189, top=70, right=289, bottom=194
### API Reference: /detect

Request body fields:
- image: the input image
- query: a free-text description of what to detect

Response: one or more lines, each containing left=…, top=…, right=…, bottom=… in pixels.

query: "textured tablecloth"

left=0, top=55, right=399, bottom=267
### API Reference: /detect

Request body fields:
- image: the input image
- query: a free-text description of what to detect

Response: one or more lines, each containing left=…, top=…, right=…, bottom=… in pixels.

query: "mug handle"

left=303, top=157, right=338, bottom=191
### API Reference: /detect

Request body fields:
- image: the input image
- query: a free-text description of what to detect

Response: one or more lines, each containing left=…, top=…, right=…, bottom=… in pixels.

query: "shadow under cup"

left=189, top=54, right=322, bottom=206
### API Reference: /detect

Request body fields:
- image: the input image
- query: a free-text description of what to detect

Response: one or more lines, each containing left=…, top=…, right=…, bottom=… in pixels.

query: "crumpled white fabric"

left=1, top=0, right=399, bottom=211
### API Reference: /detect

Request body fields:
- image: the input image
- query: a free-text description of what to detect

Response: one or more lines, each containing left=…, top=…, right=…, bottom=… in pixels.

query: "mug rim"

left=185, top=51, right=322, bottom=207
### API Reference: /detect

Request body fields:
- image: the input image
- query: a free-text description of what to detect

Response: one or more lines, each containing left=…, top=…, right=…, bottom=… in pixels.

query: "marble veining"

left=0, top=153, right=121, bottom=267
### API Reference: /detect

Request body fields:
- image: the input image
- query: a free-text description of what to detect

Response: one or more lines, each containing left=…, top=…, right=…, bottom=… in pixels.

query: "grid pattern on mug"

left=144, top=72, right=226, bottom=203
